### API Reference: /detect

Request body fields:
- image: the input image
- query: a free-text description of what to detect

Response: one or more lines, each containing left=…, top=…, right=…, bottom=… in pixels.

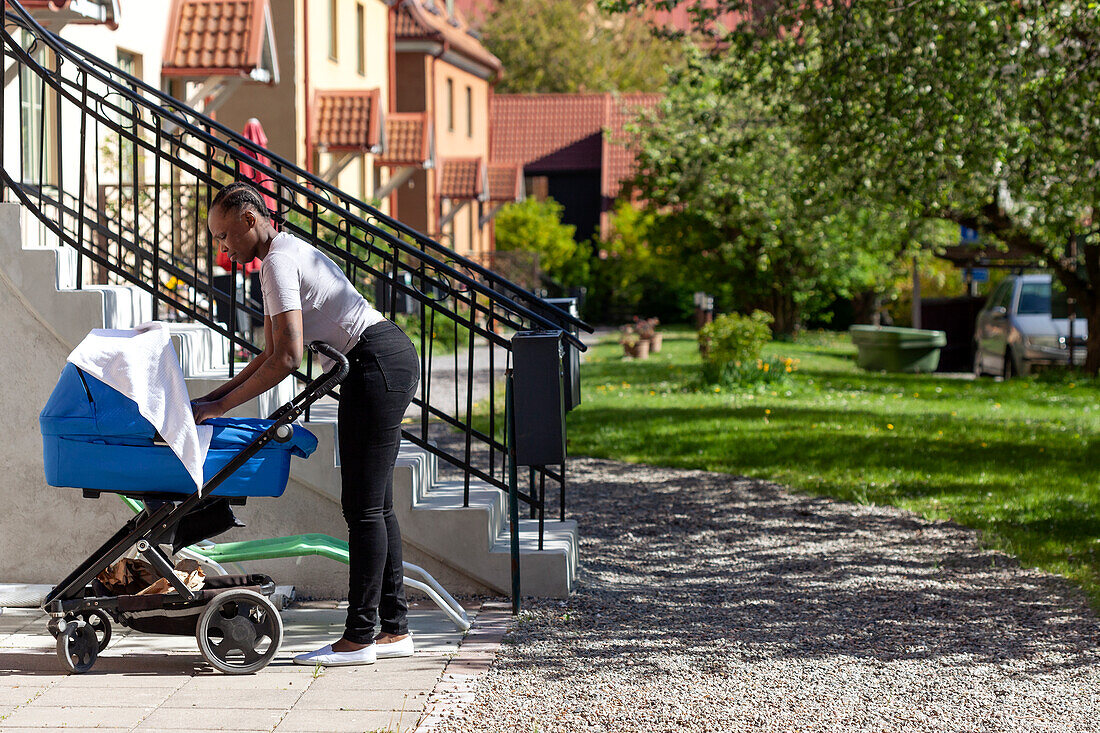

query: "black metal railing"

left=0, top=2, right=591, bottom=534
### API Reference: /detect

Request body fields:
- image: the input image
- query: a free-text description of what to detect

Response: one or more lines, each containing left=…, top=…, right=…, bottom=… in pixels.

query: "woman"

left=191, top=182, right=420, bottom=666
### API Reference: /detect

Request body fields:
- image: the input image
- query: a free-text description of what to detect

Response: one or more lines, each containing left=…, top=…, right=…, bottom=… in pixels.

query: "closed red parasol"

left=217, top=117, right=275, bottom=274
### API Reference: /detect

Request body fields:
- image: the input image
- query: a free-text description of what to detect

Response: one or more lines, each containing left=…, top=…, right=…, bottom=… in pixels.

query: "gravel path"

left=434, top=457, right=1100, bottom=732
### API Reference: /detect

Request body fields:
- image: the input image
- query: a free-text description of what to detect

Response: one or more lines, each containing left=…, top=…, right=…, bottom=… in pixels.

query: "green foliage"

left=494, top=198, right=588, bottom=286
left=391, top=312, right=470, bottom=355
left=587, top=202, right=692, bottom=322
left=697, top=311, right=774, bottom=383
left=610, top=0, right=1100, bottom=370
left=626, top=46, right=915, bottom=333
left=480, top=0, right=679, bottom=93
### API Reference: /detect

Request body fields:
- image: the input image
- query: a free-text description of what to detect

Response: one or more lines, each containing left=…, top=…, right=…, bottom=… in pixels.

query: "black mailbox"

left=512, top=330, right=566, bottom=466
left=374, top=272, right=417, bottom=315
left=543, top=297, right=582, bottom=411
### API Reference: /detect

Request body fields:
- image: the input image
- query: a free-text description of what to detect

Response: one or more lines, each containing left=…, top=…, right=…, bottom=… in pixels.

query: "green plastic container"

left=849, top=325, right=947, bottom=373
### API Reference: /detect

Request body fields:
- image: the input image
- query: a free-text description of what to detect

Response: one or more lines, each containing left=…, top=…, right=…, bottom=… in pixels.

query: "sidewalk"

left=0, top=598, right=507, bottom=732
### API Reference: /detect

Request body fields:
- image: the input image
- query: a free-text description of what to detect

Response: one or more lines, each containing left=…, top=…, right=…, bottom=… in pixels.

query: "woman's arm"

left=195, top=319, right=270, bottom=402
left=192, top=310, right=304, bottom=422
left=196, top=316, right=275, bottom=403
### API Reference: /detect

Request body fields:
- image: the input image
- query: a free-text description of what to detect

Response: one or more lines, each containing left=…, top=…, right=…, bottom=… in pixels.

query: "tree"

left=607, top=0, right=1100, bottom=372
left=480, top=0, right=677, bottom=93
left=494, top=198, right=587, bottom=285
left=625, top=47, right=912, bottom=334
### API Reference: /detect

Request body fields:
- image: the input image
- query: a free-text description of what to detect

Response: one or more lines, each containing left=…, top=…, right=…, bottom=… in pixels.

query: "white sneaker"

left=293, top=643, right=377, bottom=666
left=375, top=635, right=415, bottom=659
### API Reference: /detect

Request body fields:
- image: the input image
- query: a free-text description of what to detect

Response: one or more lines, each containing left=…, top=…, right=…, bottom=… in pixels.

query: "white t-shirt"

left=260, top=232, right=384, bottom=361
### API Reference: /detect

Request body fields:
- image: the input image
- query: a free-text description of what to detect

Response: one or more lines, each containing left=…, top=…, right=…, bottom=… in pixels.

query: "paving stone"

left=293, top=685, right=428, bottom=712
left=0, top=610, right=43, bottom=635
left=182, top=671, right=316, bottom=690
left=274, top=707, right=420, bottom=732
left=0, top=704, right=153, bottom=728
left=79, top=654, right=207, bottom=676
left=0, top=634, right=54, bottom=651
left=32, top=684, right=177, bottom=708
left=0, top=652, right=67, bottom=674
left=52, top=670, right=189, bottom=687
left=135, top=706, right=287, bottom=730
left=308, top=663, right=444, bottom=691
left=0, top=728, right=130, bottom=733
left=162, top=687, right=305, bottom=709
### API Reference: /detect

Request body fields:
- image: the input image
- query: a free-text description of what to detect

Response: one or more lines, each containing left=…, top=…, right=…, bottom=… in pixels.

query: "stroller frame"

left=44, top=341, right=350, bottom=674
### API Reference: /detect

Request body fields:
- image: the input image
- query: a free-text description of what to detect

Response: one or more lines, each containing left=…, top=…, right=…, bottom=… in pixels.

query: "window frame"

left=465, top=85, right=472, bottom=137
left=446, top=78, right=454, bottom=132
left=356, top=2, right=365, bottom=75
left=329, top=0, right=338, bottom=61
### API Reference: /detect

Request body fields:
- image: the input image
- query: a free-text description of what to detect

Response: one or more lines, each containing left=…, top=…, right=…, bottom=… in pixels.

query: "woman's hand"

left=191, top=398, right=226, bottom=424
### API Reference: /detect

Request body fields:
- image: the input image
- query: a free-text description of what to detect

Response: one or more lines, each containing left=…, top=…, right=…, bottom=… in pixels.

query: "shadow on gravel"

left=497, top=457, right=1100, bottom=679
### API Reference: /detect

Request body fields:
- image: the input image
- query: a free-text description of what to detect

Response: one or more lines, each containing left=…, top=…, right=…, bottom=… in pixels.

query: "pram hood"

left=41, top=364, right=318, bottom=457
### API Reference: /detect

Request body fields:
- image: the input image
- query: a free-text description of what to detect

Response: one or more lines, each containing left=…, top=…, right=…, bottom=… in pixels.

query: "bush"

left=698, top=311, right=775, bottom=384
left=494, top=198, right=587, bottom=286
left=708, top=356, right=800, bottom=388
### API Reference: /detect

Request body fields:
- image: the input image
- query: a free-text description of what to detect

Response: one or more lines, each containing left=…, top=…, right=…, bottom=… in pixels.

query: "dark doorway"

left=535, top=170, right=601, bottom=244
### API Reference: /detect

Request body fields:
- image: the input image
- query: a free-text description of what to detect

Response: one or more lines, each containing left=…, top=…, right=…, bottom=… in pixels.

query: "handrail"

left=1, top=0, right=578, bottom=538
left=0, top=5, right=591, bottom=342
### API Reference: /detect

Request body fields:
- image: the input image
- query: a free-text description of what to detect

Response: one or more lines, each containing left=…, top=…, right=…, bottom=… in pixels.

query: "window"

left=1017, top=281, right=1051, bottom=315
left=467, top=206, right=475, bottom=254
left=990, top=281, right=1013, bottom=311
left=446, top=78, right=454, bottom=132
left=115, top=49, right=143, bottom=182
left=465, top=85, right=472, bottom=137
left=19, top=31, right=49, bottom=184
left=329, top=0, right=338, bottom=60
left=356, top=3, right=365, bottom=75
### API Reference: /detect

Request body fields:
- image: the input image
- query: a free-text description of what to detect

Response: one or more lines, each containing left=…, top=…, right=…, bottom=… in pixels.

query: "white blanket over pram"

left=67, top=323, right=212, bottom=490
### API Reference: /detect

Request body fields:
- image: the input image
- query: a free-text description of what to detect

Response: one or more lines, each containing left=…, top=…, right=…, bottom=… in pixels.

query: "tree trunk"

left=1083, top=292, right=1100, bottom=375
left=769, top=291, right=799, bottom=336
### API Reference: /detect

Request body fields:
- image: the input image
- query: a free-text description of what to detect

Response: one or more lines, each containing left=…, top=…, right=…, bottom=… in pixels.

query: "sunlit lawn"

left=568, top=327, right=1100, bottom=604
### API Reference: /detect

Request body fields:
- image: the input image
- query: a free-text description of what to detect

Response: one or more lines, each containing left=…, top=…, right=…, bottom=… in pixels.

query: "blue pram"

left=41, top=366, right=318, bottom=498
left=38, top=341, right=348, bottom=675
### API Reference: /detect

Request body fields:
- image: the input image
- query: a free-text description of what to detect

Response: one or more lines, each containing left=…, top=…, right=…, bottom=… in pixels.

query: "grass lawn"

left=568, top=327, right=1100, bottom=604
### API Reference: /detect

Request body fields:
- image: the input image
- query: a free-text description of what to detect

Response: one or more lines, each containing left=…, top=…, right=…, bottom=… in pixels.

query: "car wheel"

left=1003, top=349, right=1017, bottom=379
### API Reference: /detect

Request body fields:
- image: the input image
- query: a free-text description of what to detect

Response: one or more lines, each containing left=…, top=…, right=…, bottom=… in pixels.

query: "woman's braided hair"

left=210, top=181, right=270, bottom=219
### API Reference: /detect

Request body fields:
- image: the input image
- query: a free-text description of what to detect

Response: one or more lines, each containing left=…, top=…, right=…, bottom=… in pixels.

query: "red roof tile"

left=394, top=0, right=502, bottom=75
left=486, top=163, right=522, bottom=202
left=490, top=93, right=661, bottom=198
left=490, top=94, right=607, bottom=172
left=605, top=93, right=661, bottom=198
left=312, top=89, right=383, bottom=152
left=162, top=0, right=271, bottom=78
left=438, top=157, right=484, bottom=199
left=378, top=112, right=432, bottom=167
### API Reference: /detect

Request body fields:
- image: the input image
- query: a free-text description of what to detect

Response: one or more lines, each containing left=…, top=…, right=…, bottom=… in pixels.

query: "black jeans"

left=338, top=320, right=419, bottom=643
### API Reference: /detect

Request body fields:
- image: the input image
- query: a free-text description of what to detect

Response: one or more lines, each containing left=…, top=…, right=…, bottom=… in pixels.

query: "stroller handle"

left=307, top=341, right=350, bottom=387
left=263, top=341, right=349, bottom=429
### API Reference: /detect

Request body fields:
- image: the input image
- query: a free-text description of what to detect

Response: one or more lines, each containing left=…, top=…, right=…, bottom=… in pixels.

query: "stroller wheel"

left=77, top=610, right=113, bottom=653
left=56, top=620, right=98, bottom=674
left=47, top=612, right=111, bottom=652
left=195, top=589, right=282, bottom=675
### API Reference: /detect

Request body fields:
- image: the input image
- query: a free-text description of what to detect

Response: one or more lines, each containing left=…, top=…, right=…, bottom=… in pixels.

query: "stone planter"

left=622, top=340, right=650, bottom=359
left=849, top=325, right=947, bottom=373
left=647, top=333, right=663, bottom=353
